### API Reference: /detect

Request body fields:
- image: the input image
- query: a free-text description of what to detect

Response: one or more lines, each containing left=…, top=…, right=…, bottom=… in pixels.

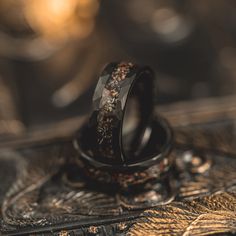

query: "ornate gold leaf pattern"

left=2, top=122, right=236, bottom=235
left=127, top=192, right=236, bottom=236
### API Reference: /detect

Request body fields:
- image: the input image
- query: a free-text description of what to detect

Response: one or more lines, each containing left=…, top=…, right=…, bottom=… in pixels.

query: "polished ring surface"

left=75, top=63, right=172, bottom=170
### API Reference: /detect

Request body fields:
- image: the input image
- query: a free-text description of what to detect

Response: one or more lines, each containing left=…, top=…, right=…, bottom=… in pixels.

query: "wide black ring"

left=80, top=62, right=154, bottom=165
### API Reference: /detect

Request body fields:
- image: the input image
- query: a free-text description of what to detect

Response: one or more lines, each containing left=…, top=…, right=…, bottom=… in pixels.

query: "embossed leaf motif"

left=127, top=192, right=236, bottom=236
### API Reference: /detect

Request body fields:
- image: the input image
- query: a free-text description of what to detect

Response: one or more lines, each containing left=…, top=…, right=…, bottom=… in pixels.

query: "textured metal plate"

left=1, top=99, right=236, bottom=235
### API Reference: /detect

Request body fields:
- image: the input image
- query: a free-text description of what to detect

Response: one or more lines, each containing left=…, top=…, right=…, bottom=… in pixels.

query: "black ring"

left=79, top=62, right=155, bottom=165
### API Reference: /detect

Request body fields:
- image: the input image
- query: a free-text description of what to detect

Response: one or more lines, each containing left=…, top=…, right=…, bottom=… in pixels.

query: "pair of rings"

left=75, top=62, right=173, bottom=177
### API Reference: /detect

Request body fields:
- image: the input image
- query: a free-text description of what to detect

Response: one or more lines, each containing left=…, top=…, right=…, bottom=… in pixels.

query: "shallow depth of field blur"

left=0, top=0, right=236, bottom=139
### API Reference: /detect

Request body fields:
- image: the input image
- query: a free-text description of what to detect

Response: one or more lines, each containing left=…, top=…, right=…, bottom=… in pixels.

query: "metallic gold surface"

left=1, top=99, right=236, bottom=235
left=128, top=192, right=236, bottom=236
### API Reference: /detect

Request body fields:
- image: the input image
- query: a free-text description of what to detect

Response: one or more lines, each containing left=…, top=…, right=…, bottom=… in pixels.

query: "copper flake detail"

left=97, top=62, right=134, bottom=158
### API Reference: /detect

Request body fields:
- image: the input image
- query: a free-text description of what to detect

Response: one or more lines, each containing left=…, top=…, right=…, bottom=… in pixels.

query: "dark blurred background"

left=1, top=0, right=236, bottom=141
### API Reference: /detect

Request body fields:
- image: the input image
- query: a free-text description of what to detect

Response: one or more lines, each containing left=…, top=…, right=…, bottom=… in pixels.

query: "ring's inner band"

left=122, top=69, right=154, bottom=160
left=122, top=97, right=139, bottom=150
